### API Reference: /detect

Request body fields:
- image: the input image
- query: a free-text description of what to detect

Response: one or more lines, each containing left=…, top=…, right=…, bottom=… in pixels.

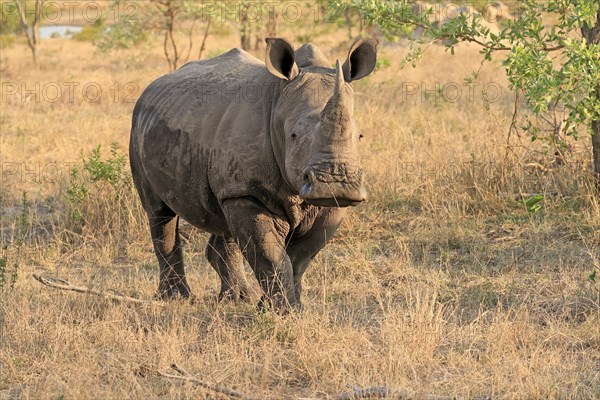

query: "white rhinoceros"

left=129, top=38, right=377, bottom=311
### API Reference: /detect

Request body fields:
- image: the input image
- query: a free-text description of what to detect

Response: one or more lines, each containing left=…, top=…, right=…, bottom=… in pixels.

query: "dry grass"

left=1, top=14, right=600, bottom=400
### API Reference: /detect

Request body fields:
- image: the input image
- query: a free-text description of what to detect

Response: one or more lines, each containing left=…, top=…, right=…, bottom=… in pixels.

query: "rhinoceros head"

left=265, top=38, right=377, bottom=207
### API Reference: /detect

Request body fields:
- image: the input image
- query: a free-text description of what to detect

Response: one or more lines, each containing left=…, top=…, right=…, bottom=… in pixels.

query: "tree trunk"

left=240, top=18, right=252, bottom=51
left=14, top=0, right=42, bottom=66
left=582, top=10, right=600, bottom=192
left=30, top=46, right=36, bottom=65
left=592, top=92, right=600, bottom=192
left=266, top=11, right=278, bottom=37
left=198, top=18, right=211, bottom=59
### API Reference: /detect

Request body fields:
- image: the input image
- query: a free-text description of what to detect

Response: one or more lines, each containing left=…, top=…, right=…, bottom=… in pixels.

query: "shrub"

left=65, top=143, right=145, bottom=257
left=73, top=18, right=105, bottom=42
left=94, top=17, right=147, bottom=53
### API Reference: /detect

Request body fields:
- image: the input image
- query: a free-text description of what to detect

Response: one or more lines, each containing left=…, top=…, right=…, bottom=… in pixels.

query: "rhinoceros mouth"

left=303, top=197, right=364, bottom=207
left=300, top=182, right=366, bottom=208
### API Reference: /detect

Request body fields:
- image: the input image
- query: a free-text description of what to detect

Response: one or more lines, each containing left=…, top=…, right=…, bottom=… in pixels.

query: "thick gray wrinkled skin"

left=130, top=39, right=377, bottom=311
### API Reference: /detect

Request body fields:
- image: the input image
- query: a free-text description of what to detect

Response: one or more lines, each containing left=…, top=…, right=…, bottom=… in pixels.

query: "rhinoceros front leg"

left=149, top=212, right=192, bottom=300
left=287, top=208, right=344, bottom=305
left=222, top=198, right=298, bottom=311
left=205, top=234, right=252, bottom=302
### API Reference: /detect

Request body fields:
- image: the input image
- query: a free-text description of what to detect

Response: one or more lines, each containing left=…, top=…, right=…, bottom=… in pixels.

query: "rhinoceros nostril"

left=303, top=169, right=316, bottom=183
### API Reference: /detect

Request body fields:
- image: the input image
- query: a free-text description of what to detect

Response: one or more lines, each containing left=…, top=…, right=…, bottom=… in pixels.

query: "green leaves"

left=523, top=194, right=544, bottom=215
left=330, top=0, right=600, bottom=144
left=65, top=143, right=132, bottom=231
left=83, top=142, right=129, bottom=186
left=95, top=20, right=147, bottom=53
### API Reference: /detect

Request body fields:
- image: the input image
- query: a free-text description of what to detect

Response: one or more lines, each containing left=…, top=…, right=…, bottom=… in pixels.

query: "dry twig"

left=158, top=364, right=473, bottom=400
left=338, top=386, right=395, bottom=399
left=338, top=386, right=459, bottom=400
left=158, top=363, right=260, bottom=400
left=32, top=274, right=163, bottom=306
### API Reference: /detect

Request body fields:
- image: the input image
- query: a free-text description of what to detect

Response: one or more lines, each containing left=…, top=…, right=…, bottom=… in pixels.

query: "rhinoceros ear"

left=265, top=38, right=299, bottom=80
left=342, top=38, right=378, bottom=82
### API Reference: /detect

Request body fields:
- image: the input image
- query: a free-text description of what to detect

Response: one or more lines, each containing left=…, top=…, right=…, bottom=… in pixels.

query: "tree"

left=91, top=1, right=147, bottom=53
left=581, top=12, right=600, bottom=190
left=152, top=0, right=216, bottom=70
left=229, top=0, right=279, bottom=51
left=95, top=0, right=211, bottom=71
left=13, top=0, right=42, bottom=65
left=331, top=0, right=600, bottom=191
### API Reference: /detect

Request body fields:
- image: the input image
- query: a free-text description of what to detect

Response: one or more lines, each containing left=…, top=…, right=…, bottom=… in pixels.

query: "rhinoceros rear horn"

left=342, top=38, right=378, bottom=82
left=265, top=38, right=299, bottom=81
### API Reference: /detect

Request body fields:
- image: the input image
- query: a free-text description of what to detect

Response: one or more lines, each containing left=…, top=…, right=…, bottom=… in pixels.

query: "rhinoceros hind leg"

left=148, top=206, right=192, bottom=300
left=205, top=234, right=252, bottom=302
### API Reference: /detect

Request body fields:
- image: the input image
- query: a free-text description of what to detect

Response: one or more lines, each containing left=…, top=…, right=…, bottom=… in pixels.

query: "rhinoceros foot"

left=257, top=295, right=303, bottom=315
left=218, top=286, right=251, bottom=303
left=156, top=278, right=193, bottom=301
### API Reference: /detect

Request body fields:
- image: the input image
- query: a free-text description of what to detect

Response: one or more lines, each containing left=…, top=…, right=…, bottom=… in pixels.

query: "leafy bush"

left=65, top=143, right=144, bottom=257
left=523, top=194, right=544, bottom=216
left=375, top=55, right=390, bottom=71
left=94, top=17, right=147, bottom=53
left=73, top=18, right=105, bottom=42
left=0, top=3, right=21, bottom=35
left=66, top=142, right=130, bottom=221
left=330, top=0, right=600, bottom=188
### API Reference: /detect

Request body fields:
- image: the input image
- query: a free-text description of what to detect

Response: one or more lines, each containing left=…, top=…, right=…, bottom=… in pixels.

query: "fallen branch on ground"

left=32, top=274, right=163, bottom=306
left=158, top=363, right=261, bottom=400
left=338, top=386, right=395, bottom=399
left=158, top=364, right=471, bottom=400
left=338, top=386, right=458, bottom=400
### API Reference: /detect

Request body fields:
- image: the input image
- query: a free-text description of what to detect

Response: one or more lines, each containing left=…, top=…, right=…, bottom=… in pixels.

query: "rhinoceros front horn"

left=334, top=59, right=345, bottom=99
left=320, top=60, right=352, bottom=140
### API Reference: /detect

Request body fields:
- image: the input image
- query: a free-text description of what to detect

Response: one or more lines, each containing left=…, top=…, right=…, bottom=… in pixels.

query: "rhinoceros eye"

left=291, top=133, right=297, bottom=140
left=359, top=133, right=364, bottom=140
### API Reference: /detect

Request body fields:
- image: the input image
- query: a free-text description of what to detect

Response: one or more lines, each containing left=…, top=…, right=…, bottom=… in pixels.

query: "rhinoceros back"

left=130, top=48, right=276, bottom=234
left=132, top=48, right=266, bottom=148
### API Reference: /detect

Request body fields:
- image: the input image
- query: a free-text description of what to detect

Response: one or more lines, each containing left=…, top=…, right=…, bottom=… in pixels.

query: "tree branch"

left=163, top=29, right=172, bottom=71
left=33, top=0, right=41, bottom=46
left=158, top=363, right=261, bottom=400
left=371, top=6, right=566, bottom=53
left=338, top=386, right=394, bottom=399
left=13, top=0, right=38, bottom=64
left=33, top=274, right=163, bottom=306
left=183, top=16, right=198, bottom=65
left=337, top=386, right=466, bottom=400
left=158, top=362, right=485, bottom=400
left=198, top=17, right=211, bottom=60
